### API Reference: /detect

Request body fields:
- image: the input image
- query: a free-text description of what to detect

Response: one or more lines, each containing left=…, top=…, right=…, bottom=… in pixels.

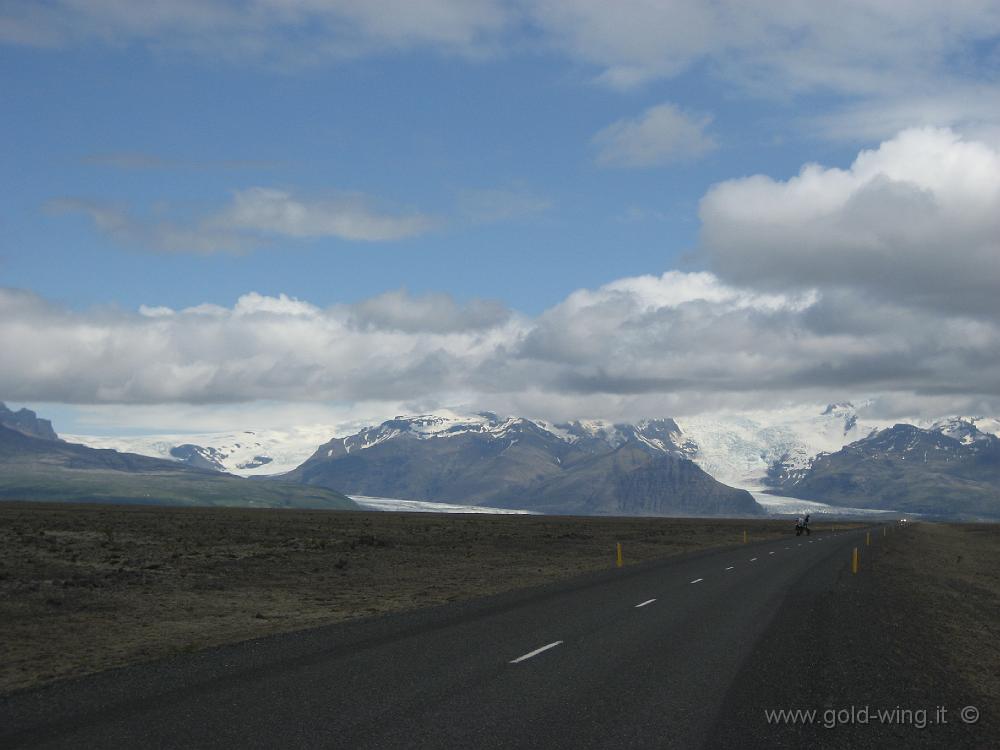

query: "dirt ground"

left=871, top=522, right=1000, bottom=712
left=0, top=502, right=849, bottom=695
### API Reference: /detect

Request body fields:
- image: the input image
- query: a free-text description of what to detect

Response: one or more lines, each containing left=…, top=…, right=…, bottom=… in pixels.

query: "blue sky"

left=1, top=26, right=850, bottom=315
left=2, top=2, right=1000, bottom=433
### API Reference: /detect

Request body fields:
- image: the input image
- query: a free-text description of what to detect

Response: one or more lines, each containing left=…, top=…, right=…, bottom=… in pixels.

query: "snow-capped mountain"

left=773, top=421, right=1000, bottom=519
left=928, top=416, right=1000, bottom=445
left=284, top=411, right=759, bottom=516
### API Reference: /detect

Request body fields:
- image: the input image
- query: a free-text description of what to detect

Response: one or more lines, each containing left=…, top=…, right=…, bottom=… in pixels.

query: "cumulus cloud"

left=49, top=187, right=436, bottom=253
left=699, top=127, right=1000, bottom=315
left=4, top=267, right=1000, bottom=421
left=0, top=287, right=522, bottom=405
left=593, top=104, right=716, bottom=167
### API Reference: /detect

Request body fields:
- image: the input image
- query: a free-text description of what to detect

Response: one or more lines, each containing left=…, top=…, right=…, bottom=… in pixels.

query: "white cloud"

left=49, top=187, right=436, bottom=253
left=699, top=127, right=1000, bottom=315
left=4, top=264, right=1000, bottom=422
left=0, top=287, right=524, bottom=405
left=216, top=187, right=436, bottom=242
left=593, top=104, right=716, bottom=167
left=531, top=1, right=1000, bottom=96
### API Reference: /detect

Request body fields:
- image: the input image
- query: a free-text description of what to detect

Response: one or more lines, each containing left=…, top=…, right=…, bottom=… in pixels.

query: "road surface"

left=2, top=527, right=888, bottom=748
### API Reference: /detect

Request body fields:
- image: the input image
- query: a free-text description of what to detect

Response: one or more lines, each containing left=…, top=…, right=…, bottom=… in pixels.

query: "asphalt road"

left=2, top=527, right=879, bottom=749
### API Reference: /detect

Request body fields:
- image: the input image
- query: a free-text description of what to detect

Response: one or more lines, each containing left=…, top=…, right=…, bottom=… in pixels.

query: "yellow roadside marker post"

left=866, top=531, right=871, bottom=546
left=616, top=542, right=623, bottom=568
left=743, top=530, right=747, bottom=544
left=852, top=547, right=859, bottom=574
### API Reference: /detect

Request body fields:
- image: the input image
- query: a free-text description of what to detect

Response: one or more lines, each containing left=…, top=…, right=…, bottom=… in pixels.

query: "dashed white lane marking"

left=690, top=578, right=704, bottom=584
left=750, top=557, right=758, bottom=562
left=785, top=546, right=790, bottom=549
left=725, top=566, right=734, bottom=571
left=769, top=551, right=775, bottom=555
left=510, top=641, right=564, bottom=664
left=635, top=599, right=656, bottom=608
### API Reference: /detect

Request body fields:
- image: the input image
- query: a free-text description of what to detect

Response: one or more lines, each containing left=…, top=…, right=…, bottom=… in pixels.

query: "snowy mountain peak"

left=821, top=401, right=855, bottom=416
left=324, top=412, right=686, bottom=459
left=929, top=416, right=993, bottom=445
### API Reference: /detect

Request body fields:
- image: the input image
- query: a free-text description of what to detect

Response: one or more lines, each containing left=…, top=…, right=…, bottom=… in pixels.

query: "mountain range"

left=282, top=413, right=761, bottom=516
left=65, top=403, right=890, bottom=486
left=18, top=402, right=1000, bottom=519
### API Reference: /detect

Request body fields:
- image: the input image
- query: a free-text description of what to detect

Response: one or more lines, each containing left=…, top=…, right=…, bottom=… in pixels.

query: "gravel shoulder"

left=705, top=521, right=1000, bottom=748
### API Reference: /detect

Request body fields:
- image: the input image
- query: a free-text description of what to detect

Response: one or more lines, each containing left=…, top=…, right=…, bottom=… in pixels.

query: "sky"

left=2, top=1, right=1000, bottom=435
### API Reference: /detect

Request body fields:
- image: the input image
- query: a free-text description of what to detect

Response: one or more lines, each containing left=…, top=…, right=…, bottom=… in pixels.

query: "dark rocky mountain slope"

left=774, top=422, right=1000, bottom=519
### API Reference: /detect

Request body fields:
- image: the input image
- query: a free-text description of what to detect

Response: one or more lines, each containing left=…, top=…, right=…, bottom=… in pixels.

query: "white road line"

left=690, top=578, right=704, bottom=584
left=785, top=546, right=790, bottom=549
left=750, top=557, right=758, bottom=562
left=635, top=599, right=656, bottom=608
left=725, top=566, right=734, bottom=571
left=510, top=641, right=564, bottom=664
left=769, top=551, right=775, bottom=555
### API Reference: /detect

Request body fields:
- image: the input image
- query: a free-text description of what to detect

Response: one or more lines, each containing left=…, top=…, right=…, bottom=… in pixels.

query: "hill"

left=0, top=425, right=357, bottom=510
